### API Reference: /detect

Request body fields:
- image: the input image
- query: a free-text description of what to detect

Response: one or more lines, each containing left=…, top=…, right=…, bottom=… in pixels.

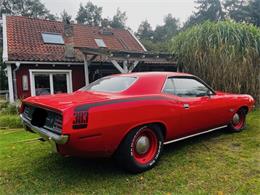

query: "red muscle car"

left=20, top=72, right=255, bottom=173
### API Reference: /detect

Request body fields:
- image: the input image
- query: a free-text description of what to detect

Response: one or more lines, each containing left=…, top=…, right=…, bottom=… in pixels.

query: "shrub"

left=0, top=115, right=23, bottom=129
left=171, top=21, right=260, bottom=104
left=0, top=101, right=9, bottom=110
left=0, top=101, right=22, bottom=129
left=0, top=101, right=19, bottom=115
left=0, top=104, right=18, bottom=115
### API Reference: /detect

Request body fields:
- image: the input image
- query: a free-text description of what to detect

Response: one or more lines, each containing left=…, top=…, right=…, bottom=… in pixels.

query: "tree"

left=224, top=0, right=260, bottom=26
left=101, top=18, right=110, bottom=28
left=224, top=0, right=246, bottom=22
left=0, top=0, right=56, bottom=20
left=184, top=0, right=225, bottom=29
left=136, top=15, right=179, bottom=51
left=60, top=10, right=72, bottom=23
left=136, top=20, right=154, bottom=40
left=140, top=39, right=171, bottom=52
left=76, top=2, right=102, bottom=26
left=184, top=0, right=260, bottom=29
left=100, top=8, right=127, bottom=29
left=195, top=0, right=225, bottom=21
left=109, top=8, right=127, bottom=29
left=153, top=14, right=179, bottom=42
left=247, top=0, right=260, bottom=26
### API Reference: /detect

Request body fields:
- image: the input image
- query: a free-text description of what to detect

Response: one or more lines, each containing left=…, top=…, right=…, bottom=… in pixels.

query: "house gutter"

left=2, top=14, right=8, bottom=62
left=13, top=62, right=20, bottom=100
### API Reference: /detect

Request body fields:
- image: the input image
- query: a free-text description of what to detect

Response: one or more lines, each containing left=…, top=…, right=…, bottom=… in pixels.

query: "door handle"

left=183, top=104, right=189, bottom=109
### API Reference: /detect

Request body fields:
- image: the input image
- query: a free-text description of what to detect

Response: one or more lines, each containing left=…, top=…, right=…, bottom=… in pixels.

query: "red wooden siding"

left=15, top=64, right=85, bottom=99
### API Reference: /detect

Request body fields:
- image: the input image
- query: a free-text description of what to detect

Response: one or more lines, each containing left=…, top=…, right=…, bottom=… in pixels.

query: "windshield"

left=80, top=76, right=137, bottom=92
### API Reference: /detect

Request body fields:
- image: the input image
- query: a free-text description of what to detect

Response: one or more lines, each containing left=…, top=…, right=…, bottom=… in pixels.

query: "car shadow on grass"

left=34, top=154, right=126, bottom=176
left=29, top=127, right=231, bottom=180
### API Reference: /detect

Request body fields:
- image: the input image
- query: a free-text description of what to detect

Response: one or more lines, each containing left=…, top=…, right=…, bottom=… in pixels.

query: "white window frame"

left=29, top=69, right=73, bottom=96
left=41, top=32, right=64, bottom=44
left=95, top=39, right=107, bottom=48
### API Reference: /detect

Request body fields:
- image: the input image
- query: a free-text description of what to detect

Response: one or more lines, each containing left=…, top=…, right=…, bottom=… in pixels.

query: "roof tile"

left=6, top=16, right=144, bottom=62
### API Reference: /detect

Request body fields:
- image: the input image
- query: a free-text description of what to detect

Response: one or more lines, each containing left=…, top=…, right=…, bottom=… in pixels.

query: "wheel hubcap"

left=232, top=113, right=240, bottom=125
left=135, top=135, right=150, bottom=155
left=132, top=128, right=159, bottom=165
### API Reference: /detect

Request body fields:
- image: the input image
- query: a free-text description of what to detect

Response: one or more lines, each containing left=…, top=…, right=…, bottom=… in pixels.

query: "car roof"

left=111, top=71, right=193, bottom=78
left=105, top=72, right=194, bottom=95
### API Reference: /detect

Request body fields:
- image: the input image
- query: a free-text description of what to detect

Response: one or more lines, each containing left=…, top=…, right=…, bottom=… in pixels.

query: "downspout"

left=13, top=62, right=20, bottom=100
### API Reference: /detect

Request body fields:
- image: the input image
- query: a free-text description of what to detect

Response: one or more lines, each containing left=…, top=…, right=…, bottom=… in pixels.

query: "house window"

left=22, top=75, right=29, bottom=91
left=34, top=74, right=51, bottom=95
left=53, top=74, right=68, bottom=94
left=42, top=32, right=64, bottom=44
left=95, top=39, right=106, bottom=48
left=29, top=70, right=72, bottom=96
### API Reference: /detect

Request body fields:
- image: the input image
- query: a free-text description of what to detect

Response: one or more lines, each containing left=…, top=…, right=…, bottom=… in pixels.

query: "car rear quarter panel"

left=60, top=97, right=181, bottom=157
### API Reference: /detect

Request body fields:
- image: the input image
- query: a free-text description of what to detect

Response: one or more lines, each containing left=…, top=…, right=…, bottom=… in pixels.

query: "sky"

left=41, top=0, right=197, bottom=31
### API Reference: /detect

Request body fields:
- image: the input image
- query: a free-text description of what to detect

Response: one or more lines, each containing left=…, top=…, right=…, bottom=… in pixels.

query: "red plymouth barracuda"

left=20, top=72, right=255, bottom=173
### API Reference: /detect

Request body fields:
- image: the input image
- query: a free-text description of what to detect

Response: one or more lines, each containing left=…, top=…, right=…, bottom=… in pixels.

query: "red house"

left=2, top=15, right=176, bottom=102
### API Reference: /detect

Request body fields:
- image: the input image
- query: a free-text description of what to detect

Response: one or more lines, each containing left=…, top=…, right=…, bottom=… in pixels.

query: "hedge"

left=171, top=21, right=260, bottom=104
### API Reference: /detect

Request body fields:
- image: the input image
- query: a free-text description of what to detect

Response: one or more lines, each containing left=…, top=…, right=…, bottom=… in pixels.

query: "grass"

left=0, top=115, right=23, bottom=129
left=0, top=100, right=22, bottom=129
left=0, top=109, right=259, bottom=194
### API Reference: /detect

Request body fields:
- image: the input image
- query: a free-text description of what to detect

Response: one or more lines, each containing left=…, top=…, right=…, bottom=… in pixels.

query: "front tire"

left=115, top=125, right=164, bottom=173
left=228, top=109, right=246, bottom=132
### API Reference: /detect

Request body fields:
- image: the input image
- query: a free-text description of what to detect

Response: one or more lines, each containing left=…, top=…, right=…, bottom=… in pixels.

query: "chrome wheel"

left=135, top=135, right=150, bottom=155
left=115, top=125, right=164, bottom=173
left=232, top=113, right=240, bottom=125
left=229, top=109, right=246, bottom=132
left=132, top=127, right=159, bottom=165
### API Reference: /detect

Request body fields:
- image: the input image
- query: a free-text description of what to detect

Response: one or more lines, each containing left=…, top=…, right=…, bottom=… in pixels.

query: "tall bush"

left=171, top=21, right=260, bottom=104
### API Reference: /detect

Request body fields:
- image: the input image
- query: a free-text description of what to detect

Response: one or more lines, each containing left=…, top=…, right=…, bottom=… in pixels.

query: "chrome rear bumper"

left=20, top=114, right=68, bottom=145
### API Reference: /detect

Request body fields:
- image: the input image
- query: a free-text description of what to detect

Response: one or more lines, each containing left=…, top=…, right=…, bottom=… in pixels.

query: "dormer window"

left=95, top=39, right=106, bottom=48
left=42, top=32, right=64, bottom=44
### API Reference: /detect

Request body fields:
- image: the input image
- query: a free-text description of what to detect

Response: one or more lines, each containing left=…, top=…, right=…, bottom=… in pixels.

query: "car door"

left=163, top=76, right=228, bottom=138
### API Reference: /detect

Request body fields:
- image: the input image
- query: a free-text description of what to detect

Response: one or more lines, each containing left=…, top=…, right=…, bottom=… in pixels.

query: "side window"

left=163, top=78, right=175, bottom=94
left=163, top=77, right=213, bottom=97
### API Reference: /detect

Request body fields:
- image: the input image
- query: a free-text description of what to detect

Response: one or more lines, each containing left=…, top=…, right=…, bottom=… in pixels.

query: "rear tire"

left=115, top=124, right=164, bottom=173
left=228, top=109, right=246, bottom=132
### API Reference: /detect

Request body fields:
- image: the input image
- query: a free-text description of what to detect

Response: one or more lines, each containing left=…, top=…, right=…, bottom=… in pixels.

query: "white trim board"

left=29, top=69, right=73, bottom=96
left=83, top=55, right=90, bottom=85
left=128, top=29, right=147, bottom=52
left=5, top=61, right=84, bottom=65
left=2, top=14, right=8, bottom=62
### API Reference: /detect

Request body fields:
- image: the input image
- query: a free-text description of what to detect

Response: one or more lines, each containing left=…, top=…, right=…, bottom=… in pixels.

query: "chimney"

left=100, top=19, right=113, bottom=35
left=64, top=20, right=75, bottom=58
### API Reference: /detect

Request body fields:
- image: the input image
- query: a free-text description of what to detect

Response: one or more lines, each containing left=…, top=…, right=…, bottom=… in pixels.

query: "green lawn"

left=0, top=109, right=259, bottom=194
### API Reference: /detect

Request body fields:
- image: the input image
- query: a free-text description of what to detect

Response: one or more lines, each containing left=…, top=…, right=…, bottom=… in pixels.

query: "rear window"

left=80, top=76, right=137, bottom=92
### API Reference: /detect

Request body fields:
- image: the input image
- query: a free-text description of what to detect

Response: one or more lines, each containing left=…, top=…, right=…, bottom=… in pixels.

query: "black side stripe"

left=75, top=96, right=171, bottom=112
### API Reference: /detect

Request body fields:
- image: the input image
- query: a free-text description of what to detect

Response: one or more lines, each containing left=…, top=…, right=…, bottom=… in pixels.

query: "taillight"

left=72, top=111, right=88, bottom=129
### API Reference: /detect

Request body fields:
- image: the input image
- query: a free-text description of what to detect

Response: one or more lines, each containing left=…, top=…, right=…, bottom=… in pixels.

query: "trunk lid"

left=23, top=91, right=114, bottom=112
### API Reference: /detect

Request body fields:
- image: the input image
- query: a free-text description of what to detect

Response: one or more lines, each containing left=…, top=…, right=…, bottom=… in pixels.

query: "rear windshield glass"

left=80, top=76, right=137, bottom=92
